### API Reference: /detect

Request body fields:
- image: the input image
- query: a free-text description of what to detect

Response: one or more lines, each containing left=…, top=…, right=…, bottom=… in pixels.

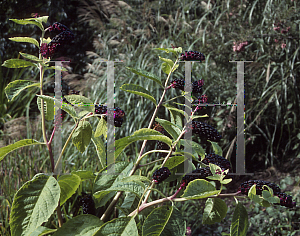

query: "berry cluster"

left=238, top=180, right=296, bottom=208
left=192, top=94, right=208, bottom=112
left=233, top=41, right=248, bottom=52
left=79, top=193, right=96, bottom=215
left=179, top=51, right=205, bottom=62
left=152, top=167, right=171, bottom=184
left=153, top=123, right=169, bottom=158
left=185, top=120, right=222, bottom=142
left=201, top=153, right=231, bottom=172
left=40, top=22, right=75, bottom=58
left=181, top=167, right=212, bottom=187
left=170, top=79, right=204, bottom=94
left=94, top=105, right=125, bottom=127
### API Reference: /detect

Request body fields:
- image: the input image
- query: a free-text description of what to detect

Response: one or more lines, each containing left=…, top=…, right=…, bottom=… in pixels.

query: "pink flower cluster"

left=233, top=41, right=248, bottom=52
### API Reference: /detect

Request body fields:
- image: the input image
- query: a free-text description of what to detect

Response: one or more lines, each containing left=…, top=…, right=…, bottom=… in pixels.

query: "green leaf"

left=52, top=215, right=103, bottom=236
left=220, top=178, right=232, bottom=185
left=161, top=206, right=186, bottom=236
left=72, top=120, right=92, bottom=153
left=181, top=179, right=220, bottom=199
left=114, top=128, right=172, bottom=159
left=33, top=16, right=49, bottom=24
left=94, top=217, right=138, bottom=236
left=154, top=47, right=182, bottom=55
left=164, top=155, right=186, bottom=170
left=95, top=117, right=107, bottom=137
left=169, top=108, right=183, bottom=128
left=102, top=181, right=145, bottom=197
left=91, top=132, right=106, bottom=170
left=248, top=185, right=263, bottom=204
left=37, top=96, right=54, bottom=121
left=163, top=104, right=187, bottom=118
left=159, top=56, right=179, bottom=74
left=58, top=174, right=81, bottom=206
left=10, top=174, right=60, bottom=236
left=64, top=95, right=94, bottom=112
left=10, top=18, right=44, bottom=31
left=120, top=84, right=156, bottom=105
left=180, top=140, right=206, bottom=161
left=202, top=198, right=227, bottom=224
left=155, top=118, right=181, bottom=140
left=142, top=205, right=173, bottom=236
left=126, top=67, right=162, bottom=87
left=0, top=139, right=45, bottom=162
left=208, top=141, right=223, bottom=156
left=71, top=170, right=95, bottom=181
left=20, top=53, right=42, bottom=62
left=230, top=202, right=249, bottom=236
left=120, top=175, right=151, bottom=184
left=9, top=37, right=39, bottom=47
left=29, top=226, right=57, bottom=236
left=2, top=59, right=36, bottom=68
left=5, top=80, right=40, bottom=101
left=62, top=103, right=78, bottom=121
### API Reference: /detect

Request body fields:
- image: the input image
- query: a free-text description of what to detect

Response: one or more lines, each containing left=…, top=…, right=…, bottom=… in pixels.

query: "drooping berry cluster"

left=152, top=167, right=171, bottom=184
left=192, top=94, right=208, bottom=112
left=238, top=180, right=296, bottom=208
left=79, top=193, right=96, bottom=215
left=185, top=121, right=222, bottom=142
left=40, top=22, right=75, bottom=58
left=179, top=51, right=205, bottom=62
left=94, top=105, right=125, bottom=127
left=181, top=167, right=212, bottom=187
left=153, top=123, right=169, bottom=158
left=170, top=79, right=204, bottom=94
left=201, top=153, right=231, bottom=172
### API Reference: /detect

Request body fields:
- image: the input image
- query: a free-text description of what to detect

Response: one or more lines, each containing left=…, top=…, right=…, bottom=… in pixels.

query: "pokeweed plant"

left=0, top=16, right=297, bottom=236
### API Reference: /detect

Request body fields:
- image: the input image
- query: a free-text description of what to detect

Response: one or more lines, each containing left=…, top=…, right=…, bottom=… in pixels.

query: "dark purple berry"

left=185, top=121, right=222, bottom=142
left=275, top=192, right=296, bottom=208
left=238, top=180, right=281, bottom=196
left=153, top=123, right=169, bottom=157
left=152, top=167, right=171, bottom=184
left=79, top=193, right=96, bottom=215
left=201, top=153, right=231, bottom=172
left=179, top=51, right=205, bottom=62
left=192, top=94, right=208, bottom=112
left=181, top=167, right=212, bottom=187
left=47, top=22, right=72, bottom=33
left=94, top=105, right=125, bottom=127
left=170, top=79, right=204, bottom=94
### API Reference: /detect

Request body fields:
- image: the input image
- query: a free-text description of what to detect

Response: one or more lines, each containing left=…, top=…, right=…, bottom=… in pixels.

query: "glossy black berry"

left=180, top=51, right=205, bottom=62
left=47, top=22, right=72, bottom=33
left=185, top=121, right=222, bottom=142
left=152, top=167, right=171, bottom=184
left=79, top=193, right=96, bottom=215
left=170, top=79, right=204, bottom=94
left=153, top=123, right=169, bottom=157
left=94, top=105, right=125, bottom=127
left=192, top=94, right=208, bottom=112
left=181, top=167, right=212, bottom=187
left=201, top=153, right=231, bottom=172
left=238, top=180, right=281, bottom=196
left=275, top=192, right=296, bottom=208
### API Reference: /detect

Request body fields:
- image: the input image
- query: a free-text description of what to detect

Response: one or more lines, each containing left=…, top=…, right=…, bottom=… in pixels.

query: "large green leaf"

left=71, top=170, right=96, bottom=181
left=181, top=179, right=220, bottom=199
left=58, top=174, right=81, bottom=206
left=142, top=205, right=173, bottom=236
left=20, top=53, right=42, bottom=62
left=52, top=215, right=103, bottom=236
left=5, top=80, right=40, bottom=101
left=94, top=217, right=138, bottom=236
left=159, top=57, right=179, bottom=74
left=202, top=198, right=228, bottom=224
left=164, top=155, right=186, bottom=170
left=120, top=84, right=156, bottom=105
left=72, top=120, right=92, bottom=153
left=161, top=206, right=186, bottom=236
left=10, top=174, right=60, bottom=236
left=208, top=141, right=223, bottom=156
left=9, top=37, right=39, bottom=47
left=37, top=96, right=54, bottom=121
left=2, top=59, right=36, bottom=68
left=0, top=139, right=45, bottom=162
left=91, top=132, right=106, bottom=170
left=155, top=118, right=181, bottom=140
left=114, top=128, right=172, bottom=159
left=29, top=226, right=57, bottom=236
left=126, top=67, right=162, bottom=87
left=230, top=202, right=249, bottom=236
left=64, top=95, right=94, bottom=112
left=10, top=18, right=44, bottom=31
